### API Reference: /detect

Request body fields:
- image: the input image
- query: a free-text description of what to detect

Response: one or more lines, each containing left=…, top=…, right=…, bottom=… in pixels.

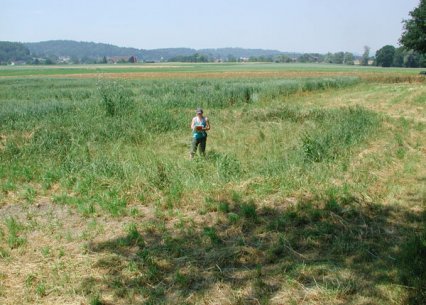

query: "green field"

left=0, top=63, right=425, bottom=305
left=0, top=62, right=424, bottom=77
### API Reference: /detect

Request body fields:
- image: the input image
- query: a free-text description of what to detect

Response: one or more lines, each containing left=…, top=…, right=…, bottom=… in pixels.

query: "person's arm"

left=191, top=117, right=195, bottom=130
left=204, top=118, right=210, bottom=131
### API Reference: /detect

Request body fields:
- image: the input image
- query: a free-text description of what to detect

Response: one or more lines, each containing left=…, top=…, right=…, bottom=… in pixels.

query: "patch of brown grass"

left=1, top=70, right=425, bottom=82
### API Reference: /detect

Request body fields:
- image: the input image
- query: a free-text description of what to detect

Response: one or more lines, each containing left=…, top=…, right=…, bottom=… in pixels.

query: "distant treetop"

left=400, top=0, right=426, bottom=54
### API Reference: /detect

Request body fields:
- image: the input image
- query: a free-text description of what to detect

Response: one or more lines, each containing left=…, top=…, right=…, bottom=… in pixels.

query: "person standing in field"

left=190, top=108, right=210, bottom=159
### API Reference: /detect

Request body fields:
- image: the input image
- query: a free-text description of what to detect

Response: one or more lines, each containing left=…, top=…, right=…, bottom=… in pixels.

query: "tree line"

left=167, top=52, right=358, bottom=64
left=375, top=46, right=425, bottom=68
left=375, top=0, right=426, bottom=68
left=0, top=41, right=31, bottom=64
left=2, top=42, right=422, bottom=67
left=0, top=42, right=360, bottom=65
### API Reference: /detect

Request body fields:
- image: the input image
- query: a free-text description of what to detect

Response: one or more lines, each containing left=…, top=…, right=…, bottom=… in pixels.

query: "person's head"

left=196, top=108, right=203, bottom=117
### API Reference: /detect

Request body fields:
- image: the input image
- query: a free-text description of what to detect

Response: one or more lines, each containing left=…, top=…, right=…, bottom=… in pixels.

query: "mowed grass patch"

left=1, top=189, right=423, bottom=305
left=279, top=81, right=426, bottom=122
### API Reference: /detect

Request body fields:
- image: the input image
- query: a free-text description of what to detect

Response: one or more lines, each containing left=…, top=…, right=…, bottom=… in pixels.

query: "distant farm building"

left=108, top=56, right=138, bottom=63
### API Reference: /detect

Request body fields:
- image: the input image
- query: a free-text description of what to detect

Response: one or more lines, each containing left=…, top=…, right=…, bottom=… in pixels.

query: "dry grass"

left=0, top=201, right=147, bottom=305
left=288, top=82, right=425, bottom=124
left=2, top=186, right=422, bottom=304
left=1, top=70, right=425, bottom=83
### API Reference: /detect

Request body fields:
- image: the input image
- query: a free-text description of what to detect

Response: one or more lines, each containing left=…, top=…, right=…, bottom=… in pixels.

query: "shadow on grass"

left=84, top=194, right=425, bottom=305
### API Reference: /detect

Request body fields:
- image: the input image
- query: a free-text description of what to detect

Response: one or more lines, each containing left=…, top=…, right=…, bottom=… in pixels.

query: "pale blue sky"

left=0, top=0, right=419, bottom=53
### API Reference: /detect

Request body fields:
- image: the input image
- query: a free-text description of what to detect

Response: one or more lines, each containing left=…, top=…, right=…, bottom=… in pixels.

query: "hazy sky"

left=0, top=0, right=419, bottom=53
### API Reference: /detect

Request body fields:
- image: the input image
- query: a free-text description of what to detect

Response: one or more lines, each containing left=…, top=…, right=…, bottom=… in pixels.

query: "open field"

left=0, top=63, right=425, bottom=305
left=0, top=62, right=425, bottom=78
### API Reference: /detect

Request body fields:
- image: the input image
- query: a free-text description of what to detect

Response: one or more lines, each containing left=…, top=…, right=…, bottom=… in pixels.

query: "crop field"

left=0, top=63, right=425, bottom=305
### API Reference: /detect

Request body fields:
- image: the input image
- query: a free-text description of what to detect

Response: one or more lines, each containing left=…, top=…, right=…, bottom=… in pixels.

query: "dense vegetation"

left=400, top=0, right=426, bottom=54
left=373, top=0, right=426, bottom=68
left=0, top=40, right=357, bottom=64
left=0, top=77, right=364, bottom=210
left=375, top=45, right=426, bottom=68
left=0, top=41, right=31, bottom=64
left=24, top=40, right=290, bottom=63
left=25, top=40, right=144, bottom=60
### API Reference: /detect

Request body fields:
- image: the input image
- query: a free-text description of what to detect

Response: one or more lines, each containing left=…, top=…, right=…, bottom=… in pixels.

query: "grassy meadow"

left=0, top=63, right=425, bottom=305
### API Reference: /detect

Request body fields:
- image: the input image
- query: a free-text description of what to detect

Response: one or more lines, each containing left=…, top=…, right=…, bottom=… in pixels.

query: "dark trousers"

left=191, top=137, right=207, bottom=157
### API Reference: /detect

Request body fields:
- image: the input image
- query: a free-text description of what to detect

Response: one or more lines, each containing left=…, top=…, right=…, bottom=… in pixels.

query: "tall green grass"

left=97, top=80, right=134, bottom=116
left=300, top=106, right=379, bottom=162
left=0, top=76, right=379, bottom=214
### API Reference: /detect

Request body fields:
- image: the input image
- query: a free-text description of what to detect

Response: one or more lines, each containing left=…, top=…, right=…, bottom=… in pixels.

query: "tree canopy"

left=0, top=41, right=30, bottom=64
left=400, top=0, right=426, bottom=54
left=375, top=45, right=396, bottom=67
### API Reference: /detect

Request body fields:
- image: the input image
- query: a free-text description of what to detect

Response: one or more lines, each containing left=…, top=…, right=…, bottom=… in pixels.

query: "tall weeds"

left=301, top=106, right=380, bottom=162
left=97, top=80, right=134, bottom=116
left=0, top=76, right=376, bottom=214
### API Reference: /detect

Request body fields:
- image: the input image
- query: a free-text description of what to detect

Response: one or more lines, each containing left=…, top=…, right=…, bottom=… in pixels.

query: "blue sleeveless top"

left=193, top=117, right=207, bottom=139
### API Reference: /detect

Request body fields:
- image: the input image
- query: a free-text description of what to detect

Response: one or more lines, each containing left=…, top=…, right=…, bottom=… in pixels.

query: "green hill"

left=0, top=41, right=31, bottom=64
left=25, top=40, right=144, bottom=59
left=24, top=40, right=295, bottom=62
